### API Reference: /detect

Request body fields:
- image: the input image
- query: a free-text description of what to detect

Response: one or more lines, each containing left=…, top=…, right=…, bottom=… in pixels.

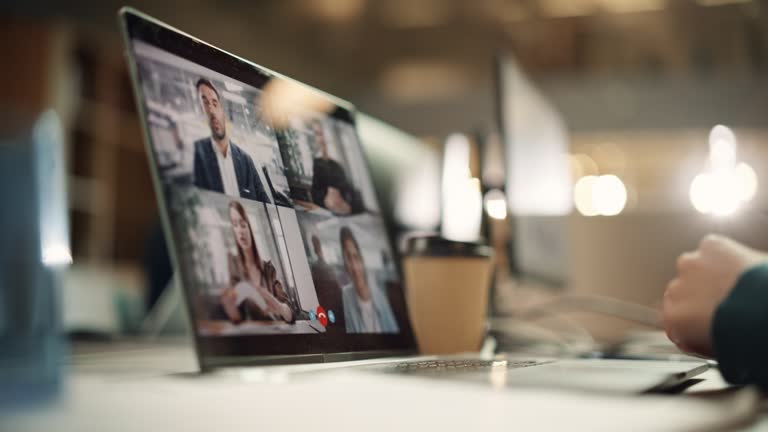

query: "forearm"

left=261, top=288, right=294, bottom=323
left=272, top=293, right=294, bottom=323
left=712, top=263, right=768, bottom=389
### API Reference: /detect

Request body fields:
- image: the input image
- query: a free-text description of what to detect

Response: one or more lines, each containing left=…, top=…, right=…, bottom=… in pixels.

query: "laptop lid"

left=119, top=8, right=415, bottom=369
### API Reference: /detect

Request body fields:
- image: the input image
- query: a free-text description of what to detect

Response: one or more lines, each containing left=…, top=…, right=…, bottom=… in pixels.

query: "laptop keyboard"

left=387, top=359, right=548, bottom=375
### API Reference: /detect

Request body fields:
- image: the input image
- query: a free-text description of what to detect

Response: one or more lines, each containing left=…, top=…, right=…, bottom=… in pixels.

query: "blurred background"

left=3, top=0, right=768, bottom=344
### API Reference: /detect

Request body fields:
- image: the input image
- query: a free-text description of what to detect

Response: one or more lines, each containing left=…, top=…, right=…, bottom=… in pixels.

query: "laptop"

left=118, top=7, right=707, bottom=392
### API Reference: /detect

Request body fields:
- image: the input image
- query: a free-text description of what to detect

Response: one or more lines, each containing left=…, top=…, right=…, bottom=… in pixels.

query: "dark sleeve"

left=311, top=159, right=328, bottom=206
left=311, top=159, right=365, bottom=213
left=192, top=140, right=206, bottom=189
left=712, top=263, right=768, bottom=389
left=262, top=168, right=294, bottom=208
left=347, top=189, right=366, bottom=214
left=329, top=160, right=365, bottom=214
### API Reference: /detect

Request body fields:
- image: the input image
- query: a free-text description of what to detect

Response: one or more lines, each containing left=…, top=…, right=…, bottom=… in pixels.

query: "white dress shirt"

left=212, top=139, right=239, bottom=197
left=357, top=296, right=382, bottom=333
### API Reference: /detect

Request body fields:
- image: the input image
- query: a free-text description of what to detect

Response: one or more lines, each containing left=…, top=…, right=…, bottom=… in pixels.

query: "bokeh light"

left=690, top=126, right=758, bottom=216
left=574, top=175, right=599, bottom=216
left=593, top=175, right=627, bottom=216
left=736, top=162, right=758, bottom=203
left=484, top=188, right=508, bottom=220
left=708, top=124, right=737, bottom=171
left=574, top=174, right=628, bottom=217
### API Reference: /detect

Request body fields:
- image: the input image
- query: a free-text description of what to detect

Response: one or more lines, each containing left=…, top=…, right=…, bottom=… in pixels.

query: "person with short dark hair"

left=339, top=226, right=398, bottom=333
left=193, top=78, right=270, bottom=203
left=310, top=120, right=364, bottom=215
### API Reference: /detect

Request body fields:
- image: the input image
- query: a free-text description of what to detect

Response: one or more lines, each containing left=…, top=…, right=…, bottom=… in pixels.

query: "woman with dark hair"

left=339, top=226, right=398, bottom=333
left=220, top=201, right=294, bottom=323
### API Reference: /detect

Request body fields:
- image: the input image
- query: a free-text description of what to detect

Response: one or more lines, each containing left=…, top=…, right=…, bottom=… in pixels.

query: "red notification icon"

left=316, top=306, right=328, bottom=327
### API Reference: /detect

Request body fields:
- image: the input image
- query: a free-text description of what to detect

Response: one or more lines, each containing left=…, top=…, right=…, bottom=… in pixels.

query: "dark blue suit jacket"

left=193, top=137, right=271, bottom=203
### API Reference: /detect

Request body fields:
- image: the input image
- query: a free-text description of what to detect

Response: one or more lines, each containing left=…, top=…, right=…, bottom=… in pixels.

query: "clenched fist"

left=663, top=235, right=767, bottom=357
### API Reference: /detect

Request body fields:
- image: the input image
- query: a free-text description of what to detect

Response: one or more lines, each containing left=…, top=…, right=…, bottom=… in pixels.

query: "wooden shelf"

left=67, top=35, right=157, bottom=264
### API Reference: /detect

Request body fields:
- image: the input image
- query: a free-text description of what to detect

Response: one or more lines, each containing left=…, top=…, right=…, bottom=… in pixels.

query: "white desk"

left=1, top=340, right=764, bottom=432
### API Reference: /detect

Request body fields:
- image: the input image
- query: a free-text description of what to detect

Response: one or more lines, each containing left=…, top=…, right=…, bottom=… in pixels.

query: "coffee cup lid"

left=403, top=235, right=493, bottom=258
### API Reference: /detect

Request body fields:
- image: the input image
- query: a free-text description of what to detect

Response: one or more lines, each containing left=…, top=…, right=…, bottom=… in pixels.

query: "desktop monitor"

left=495, top=55, right=571, bottom=286
left=356, top=113, right=441, bottom=236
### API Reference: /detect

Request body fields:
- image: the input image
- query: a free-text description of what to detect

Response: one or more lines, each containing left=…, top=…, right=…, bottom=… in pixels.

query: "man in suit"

left=193, top=78, right=270, bottom=203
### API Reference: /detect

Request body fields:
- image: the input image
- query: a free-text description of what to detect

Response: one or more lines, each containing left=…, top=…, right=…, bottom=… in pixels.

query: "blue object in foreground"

left=0, top=111, right=67, bottom=411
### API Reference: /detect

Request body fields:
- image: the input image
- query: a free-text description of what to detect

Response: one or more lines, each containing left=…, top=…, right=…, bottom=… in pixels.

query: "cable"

left=492, top=314, right=595, bottom=347
left=491, top=320, right=576, bottom=355
left=507, top=293, right=662, bottom=328
left=489, top=293, right=663, bottom=356
left=490, top=313, right=598, bottom=356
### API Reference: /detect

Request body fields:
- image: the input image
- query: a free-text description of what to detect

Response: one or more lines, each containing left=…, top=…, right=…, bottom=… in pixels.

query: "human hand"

left=324, top=187, right=351, bottom=215
left=276, top=303, right=293, bottom=323
left=255, top=296, right=289, bottom=322
left=260, top=288, right=292, bottom=322
left=663, top=235, right=768, bottom=357
left=220, top=288, right=242, bottom=323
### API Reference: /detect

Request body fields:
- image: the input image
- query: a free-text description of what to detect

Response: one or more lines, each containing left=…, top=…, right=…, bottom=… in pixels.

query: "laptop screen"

left=120, top=9, right=414, bottom=365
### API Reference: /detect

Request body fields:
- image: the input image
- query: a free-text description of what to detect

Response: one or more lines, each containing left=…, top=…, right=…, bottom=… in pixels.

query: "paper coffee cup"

left=402, top=236, right=493, bottom=355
